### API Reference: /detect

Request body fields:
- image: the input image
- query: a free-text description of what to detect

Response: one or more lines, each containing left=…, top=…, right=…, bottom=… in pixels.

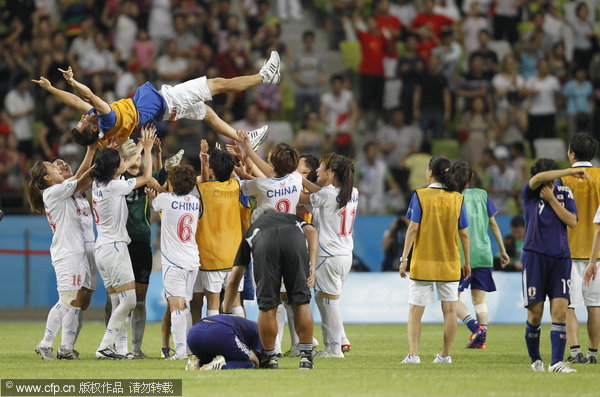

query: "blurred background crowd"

left=0, top=0, right=599, bottom=270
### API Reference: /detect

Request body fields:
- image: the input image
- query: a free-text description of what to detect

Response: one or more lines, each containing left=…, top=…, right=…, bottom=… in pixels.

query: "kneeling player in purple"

left=186, top=315, right=262, bottom=370
left=522, top=159, right=584, bottom=373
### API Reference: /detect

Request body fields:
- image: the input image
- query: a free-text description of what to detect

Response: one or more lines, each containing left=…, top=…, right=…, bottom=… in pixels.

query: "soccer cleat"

left=259, top=354, right=279, bottom=369
left=467, top=326, right=487, bottom=349
left=286, top=344, right=301, bottom=357
left=433, top=354, right=452, bottom=363
left=186, top=355, right=200, bottom=371
left=199, top=355, right=226, bottom=370
left=299, top=355, right=314, bottom=370
left=161, top=347, right=175, bottom=359
left=259, top=51, right=281, bottom=85
left=248, top=125, right=269, bottom=152
left=35, top=344, right=55, bottom=360
left=401, top=355, right=420, bottom=364
left=57, top=345, right=79, bottom=360
left=342, top=344, right=351, bottom=353
left=312, top=337, right=319, bottom=349
left=587, top=354, right=597, bottom=364
left=165, top=150, right=184, bottom=172
left=168, top=353, right=188, bottom=360
left=531, top=360, right=545, bottom=372
left=96, top=346, right=126, bottom=360
left=126, top=350, right=148, bottom=359
left=315, top=347, right=344, bottom=358
left=566, top=352, right=588, bottom=364
left=549, top=361, right=577, bottom=373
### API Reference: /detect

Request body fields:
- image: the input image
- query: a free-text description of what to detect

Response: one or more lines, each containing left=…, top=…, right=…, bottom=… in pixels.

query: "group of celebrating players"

left=26, top=50, right=600, bottom=372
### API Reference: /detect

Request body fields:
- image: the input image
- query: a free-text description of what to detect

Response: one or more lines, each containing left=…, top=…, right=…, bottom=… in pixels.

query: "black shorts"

left=252, top=226, right=311, bottom=311
left=128, top=240, right=152, bottom=285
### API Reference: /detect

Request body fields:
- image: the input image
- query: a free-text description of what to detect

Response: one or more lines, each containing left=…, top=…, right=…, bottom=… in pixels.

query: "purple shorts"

left=521, top=250, right=572, bottom=307
left=187, top=321, right=251, bottom=365
left=459, top=268, right=496, bottom=292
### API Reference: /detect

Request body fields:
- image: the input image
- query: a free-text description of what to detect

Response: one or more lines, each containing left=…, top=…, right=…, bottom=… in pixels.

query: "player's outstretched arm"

left=32, top=76, right=93, bottom=114
left=71, top=139, right=98, bottom=192
left=302, top=177, right=321, bottom=193
left=237, top=130, right=275, bottom=178
left=459, top=227, right=471, bottom=280
left=132, top=125, right=156, bottom=189
left=399, top=221, right=419, bottom=278
left=59, top=66, right=112, bottom=115
left=529, top=168, right=587, bottom=190
left=223, top=265, right=246, bottom=313
left=489, top=216, right=510, bottom=267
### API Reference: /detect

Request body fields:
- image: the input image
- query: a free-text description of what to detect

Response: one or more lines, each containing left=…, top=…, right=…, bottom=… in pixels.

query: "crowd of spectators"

left=0, top=0, right=599, bottom=217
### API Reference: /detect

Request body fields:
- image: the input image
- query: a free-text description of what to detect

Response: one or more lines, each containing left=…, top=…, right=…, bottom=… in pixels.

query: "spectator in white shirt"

left=113, top=1, right=138, bottom=61
left=68, top=18, right=95, bottom=66
left=376, top=108, right=422, bottom=171
left=79, top=32, right=118, bottom=80
left=4, top=75, right=35, bottom=156
left=320, top=74, right=358, bottom=137
left=156, top=40, right=189, bottom=86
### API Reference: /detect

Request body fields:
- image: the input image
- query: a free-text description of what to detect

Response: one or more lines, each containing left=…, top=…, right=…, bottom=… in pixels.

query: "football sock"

left=299, top=343, right=313, bottom=358
left=231, top=306, right=245, bottom=317
left=481, top=324, right=488, bottom=329
left=463, top=315, right=480, bottom=334
left=315, top=294, right=329, bottom=345
left=275, top=304, right=285, bottom=353
left=40, top=302, right=68, bottom=348
left=525, top=321, right=542, bottom=363
left=74, top=308, right=85, bottom=344
left=116, top=318, right=129, bottom=354
left=131, top=301, right=146, bottom=353
left=263, top=349, right=276, bottom=358
left=586, top=348, right=598, bottom=360
left=100, top=290, right=136, bottom=350
left=550, top=322, right=567, bottom=366
left=323, top=298, right=343, bottom=354
left=207, top=309, right=219, bottom=317
left=570, top=345, right=581, bottom=356
left=223, top=361, right=255, bottom=369
left=284, top=303, right=299, bottom=347
left=170, top=309, right=188, bottom=356
left=61, top=306, right=80, bottom=350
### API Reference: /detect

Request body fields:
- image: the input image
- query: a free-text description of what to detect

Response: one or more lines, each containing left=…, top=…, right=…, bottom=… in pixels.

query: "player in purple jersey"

left=521, top=159, right=585, bottom=373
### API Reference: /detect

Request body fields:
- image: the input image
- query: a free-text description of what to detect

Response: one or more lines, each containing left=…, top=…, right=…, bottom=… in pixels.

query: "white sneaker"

left=531, top=360, right=545, bottom=372
left=199, top=355, right=226, bottom=370
left=168, top=353, right=188, bottom=360
left=260, top=51, right=281, bottom=85
left=35, top=343, right=54, bottom=360
left=312, top=337, right=319, bottom=349
left=185, top=354, right=200, bottom=371
left=401, top=355, right=420, bottom=364
left=549, top=361, right=577, bottom=373
left=433, top=354, right=452, bottom=363
left=287, top=344, right=301, bottom=357
left=315, top=348, right=344, bottom=358
left=248, top=125, right=269, bottom=151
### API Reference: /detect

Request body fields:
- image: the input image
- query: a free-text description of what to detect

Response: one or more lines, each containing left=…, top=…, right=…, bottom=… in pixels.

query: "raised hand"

left=144, top=187, right=157, bottom=199
left=31, top=76, right=52, bottom=90
left=236, top=130, right=252, bottom=153
left=57, top=66, right=75, bottom=84
left=140, top=124, right=157, bottom=150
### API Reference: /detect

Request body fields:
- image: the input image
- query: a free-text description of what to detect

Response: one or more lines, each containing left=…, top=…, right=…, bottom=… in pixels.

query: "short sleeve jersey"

left=43, top=179, right=84, bottom=262
left=92, top=178, right=136, bottom=248
left=203, top=314, right=262, bottom=353
left=152, top=192, right=200, bottom=270
left=240, top=172, right=302, bottom=214
left=74, top=191, right=95, bottom=244
left=522, top=183, right=577, bottom=258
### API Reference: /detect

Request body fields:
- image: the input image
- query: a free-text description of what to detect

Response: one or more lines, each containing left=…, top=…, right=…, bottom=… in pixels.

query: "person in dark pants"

left=223, top=208, right=318, bottom=370
left=413, top=55, right=451, bottom=140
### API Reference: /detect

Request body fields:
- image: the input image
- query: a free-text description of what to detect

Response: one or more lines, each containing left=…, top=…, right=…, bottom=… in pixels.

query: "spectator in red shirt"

left=374, top=0, right=402, bottom=57
left=411, top=0, right=454, bottom=39
left=354, top=15, right=386, bottom=114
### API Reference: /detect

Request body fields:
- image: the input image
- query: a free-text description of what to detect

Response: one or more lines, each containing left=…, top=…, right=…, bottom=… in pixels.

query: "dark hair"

left=569, top=132, right=596, bottom=162
left=320, top=152, right=339, bottom=170
left=269, top=143, right=299, bottom=177
left=27, top=161, right=49, bottom=213
left=330, top=74, right=344, bottom=85
left=71, top=126, right=99, bottom=146
left=530, top=158, right=558, bottom=177
left=576, top=1, right=588, bottom=14
left=92, top=148, right=121, bottom=185
left=451, top=160, right=473, bottom=192
left=510, top=141, right=524, bottom=155
left=169, top=165, right=197, bottom=196
left=303, top=30, right=315, bottom=40
left=511, top=215, right=525, bottom=228
left=429, top=157, right=460, bottom=192
left=300, top=154, right=319, bottom=183
left=209, top=149, right=235, bottom=182
left=363, top=141, right=377, bottom=153
left=330, top=156, right=355, bottom=208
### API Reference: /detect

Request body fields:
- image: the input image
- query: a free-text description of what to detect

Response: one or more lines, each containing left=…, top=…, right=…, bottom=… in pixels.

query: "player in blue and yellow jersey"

left=521, top=159, right=585, bottom=373
left=452, top=161, right=510, bottom=349
left=31, top=52, right=281, bottom=151
left=560, top=133, right=600, bottom=364
left=399, top=157, right=471, bottom=365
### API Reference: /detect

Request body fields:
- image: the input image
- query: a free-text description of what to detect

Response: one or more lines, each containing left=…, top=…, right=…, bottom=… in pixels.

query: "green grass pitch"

left=1, top=322, right=597, bottom=397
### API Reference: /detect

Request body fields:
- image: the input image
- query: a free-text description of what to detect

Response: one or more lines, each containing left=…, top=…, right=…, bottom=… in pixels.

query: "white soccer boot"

left=259, top=51, right=281, bottom=85
left=549, top=361, right=577, bottom=373
left=531, top=360, right=545, bottom=372
left=248, top=125, right=269, bottom=151
left=199, top=355, right=226, bottom=370
left=433, top=354, right=452, bottom=363
left=401, top=355, right=420, bottom=364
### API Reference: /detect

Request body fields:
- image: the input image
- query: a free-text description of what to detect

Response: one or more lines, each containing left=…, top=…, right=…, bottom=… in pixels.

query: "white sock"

left=231, top=306, right=245, bottom=317
left=315, top=294, right=329, bottom=346
left=206, top=309, right=219, bottom=317
left=284, top=303, right=299, bottom=346
left=115, top=317, right=129, bottom=354
left=323, top=298, right=343, bottom=354
left=275, top=304, right=285, bottom=353
left=171, top=309, right=188, bottom=356
left=100, top=290, right=136, bottom=350
left=40, top=302, right=68, bottom=347
left=131, top=301, right=146, bottom=353
left=74, top=309, right=85, bottom=344
left=61, top=306, right=81, bottom=349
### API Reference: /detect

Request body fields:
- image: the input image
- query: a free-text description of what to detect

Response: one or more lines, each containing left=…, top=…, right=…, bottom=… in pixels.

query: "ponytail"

left=331, top=156, right=355, bottom=208
left=428, top=156, right=460, bottom=192
left=27, top=161, right=49, bottom=213
left=450, top=160, right=472, bottom=192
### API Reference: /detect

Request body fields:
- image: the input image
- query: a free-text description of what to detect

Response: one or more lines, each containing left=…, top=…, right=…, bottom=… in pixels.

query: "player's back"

left=242, top=172, right=303, bottom=214
left=462, top=188, right=494, bottom=267
left=92, top=179, right=134, bottom=248
left=562, top=166, right=600, bottom=259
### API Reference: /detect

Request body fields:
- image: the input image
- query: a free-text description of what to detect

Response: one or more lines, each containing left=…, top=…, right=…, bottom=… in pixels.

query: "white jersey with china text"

left=241, top=172, right=303, bottom=214
left=74, top=192, right=95, bottom=243
left=92, top=178, right=136, bottom=248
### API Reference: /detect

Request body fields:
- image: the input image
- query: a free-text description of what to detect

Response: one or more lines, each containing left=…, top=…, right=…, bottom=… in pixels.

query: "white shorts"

left=95, top=242, right=135, bottom=290
left=408, top=279, right=459, bottom=306
left=314, top=255, right=352, bottom=296
left=200, top=270, right=244, bottom=294
left=53, top=253, right=85, bottom=292
left=163, top=265, right=198, bottom=302
left=569, top=260, right=600, bottom=308
left=160, top=76, right=211, bottom=121
left=82, top=242, right=98, bottom=290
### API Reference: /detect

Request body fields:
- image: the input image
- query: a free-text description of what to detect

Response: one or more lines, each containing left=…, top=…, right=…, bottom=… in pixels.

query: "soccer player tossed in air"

left=147, top=165, right=201, bottom=360
left=92, top=126, right=155, bottom=359
left=31, top=51, right=281, bottom=152
left=300, top=154, right=358, bottom=358
left=28, top=142, right=96, bottom=360
left=399, top=157, right=471, bottom=364
left=560, top=133, right=600, bottom=364
left=452, top=161, right=510, bottom=348
left=521, top=159, right=584, bottom=373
